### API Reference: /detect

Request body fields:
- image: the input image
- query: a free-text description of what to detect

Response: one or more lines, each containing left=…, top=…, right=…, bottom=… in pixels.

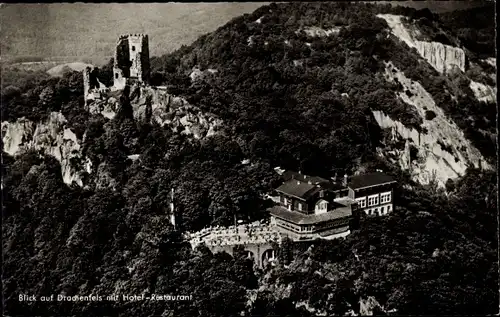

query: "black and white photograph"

left=1, top=1, right=498, bottom=316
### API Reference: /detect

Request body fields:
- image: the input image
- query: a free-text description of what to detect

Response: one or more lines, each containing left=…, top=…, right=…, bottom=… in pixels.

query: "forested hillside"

left=2, top=2, right=497, bottom=316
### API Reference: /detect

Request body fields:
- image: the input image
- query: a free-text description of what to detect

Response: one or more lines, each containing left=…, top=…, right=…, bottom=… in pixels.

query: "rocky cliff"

left=378, top=14, right=465, bottom=74
left=88, top=84, right=222, bottom=140
left=373, top=62, right=490, bottom=187
left=1, top=85, right=223, bottom=188
left=2, top=112, right=88, bottom=186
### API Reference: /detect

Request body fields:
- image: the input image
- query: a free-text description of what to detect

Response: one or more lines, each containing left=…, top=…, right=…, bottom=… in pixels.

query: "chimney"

left=343, top=174, right=348, bottom=187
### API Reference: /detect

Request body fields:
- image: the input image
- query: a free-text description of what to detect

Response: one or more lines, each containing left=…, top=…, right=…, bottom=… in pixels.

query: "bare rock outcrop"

left=414, top=40, right=465, bottom=73
left=86, top=84, right=222, bottom=140
left=126, top=85, right=223, bottom=140
left=297, top=26, right=341, bottom=37
left=359, top=296, right=384, bottom=316
left=87, top=95, right=119, bottom=120
left=377, top=14, right=465, bottom=74
left=469, top=80, right=497, bottom=103
left=2, top=112, right=88, bottom=186
left=373, top=62, right=490, bottom=187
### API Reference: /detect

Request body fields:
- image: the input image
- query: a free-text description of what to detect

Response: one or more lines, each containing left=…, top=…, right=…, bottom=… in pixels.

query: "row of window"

left=317, top=218, right=349, bottom=230
left=365, top=205, right=392, bottom=216
left=355, top=192, right=392, bottom=208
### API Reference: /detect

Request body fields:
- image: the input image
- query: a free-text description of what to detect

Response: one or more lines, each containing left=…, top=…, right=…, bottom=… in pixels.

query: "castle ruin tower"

left=113, top=34, right=150, bottom=89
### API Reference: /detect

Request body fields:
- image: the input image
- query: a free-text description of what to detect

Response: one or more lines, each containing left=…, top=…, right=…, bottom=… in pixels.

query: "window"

left=356, top=197, right=366, bottom=208
left=380, top=192, right=392, bottom=204
left=368, top=194, right=379, bottom=207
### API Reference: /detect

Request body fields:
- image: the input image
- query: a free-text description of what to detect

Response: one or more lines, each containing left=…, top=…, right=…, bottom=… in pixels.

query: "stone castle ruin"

left=82, top=34, right=222, bottom=139
left=83, top=34, right=150, bottom=106
left=83, top=67, right=109, bottom=106
left=113, top=34, right=150, bottom=89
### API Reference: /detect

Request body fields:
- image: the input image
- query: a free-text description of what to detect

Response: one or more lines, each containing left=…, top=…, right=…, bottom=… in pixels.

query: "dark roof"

left=281, top=171, right=329, bottom=186
left=276, top=179, right=320, bottom=199
left=348, top=172, right=396, bottom=190
left=268, top=206, right=352, bottom=225
left=321, top=181, right=347, bottom=191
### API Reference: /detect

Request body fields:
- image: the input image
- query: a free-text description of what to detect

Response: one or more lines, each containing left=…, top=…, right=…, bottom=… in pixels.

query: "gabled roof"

left=268, top=205, right=352, bottom=225
left=276, top=179, right=320, bottom=200
left=348, top=172, right=396, bottom=190
left=315, top=199, right=329, bottom=205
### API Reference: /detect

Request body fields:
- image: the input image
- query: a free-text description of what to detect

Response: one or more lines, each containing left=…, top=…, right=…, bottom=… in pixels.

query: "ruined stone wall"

left=83, top=66, right=102, bottom=108
left=113, top=35, right=131, bottom=89
left=83, top=67, right=92, bottom=106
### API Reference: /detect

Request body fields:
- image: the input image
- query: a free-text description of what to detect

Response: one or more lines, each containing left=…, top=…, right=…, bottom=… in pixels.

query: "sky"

left=0, top=2, right=492, bottom=65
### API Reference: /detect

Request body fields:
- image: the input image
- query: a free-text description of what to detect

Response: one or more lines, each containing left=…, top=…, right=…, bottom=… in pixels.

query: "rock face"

left=414, top=41, right=465, bottom=73
left=374, top=62, right=490, bottom=187
left=89, top=84, right=222, bottom=140
left=2, top=112, right=88, bottom=186
left=359, top=296, right=383, bottom=316
left=87, top=95, right=119, bottom=120
left=469, top=80, right=497, bottom=103
left=377, top=14, right=465, bottom=73
left=189, top=67, right=218, bottom=84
